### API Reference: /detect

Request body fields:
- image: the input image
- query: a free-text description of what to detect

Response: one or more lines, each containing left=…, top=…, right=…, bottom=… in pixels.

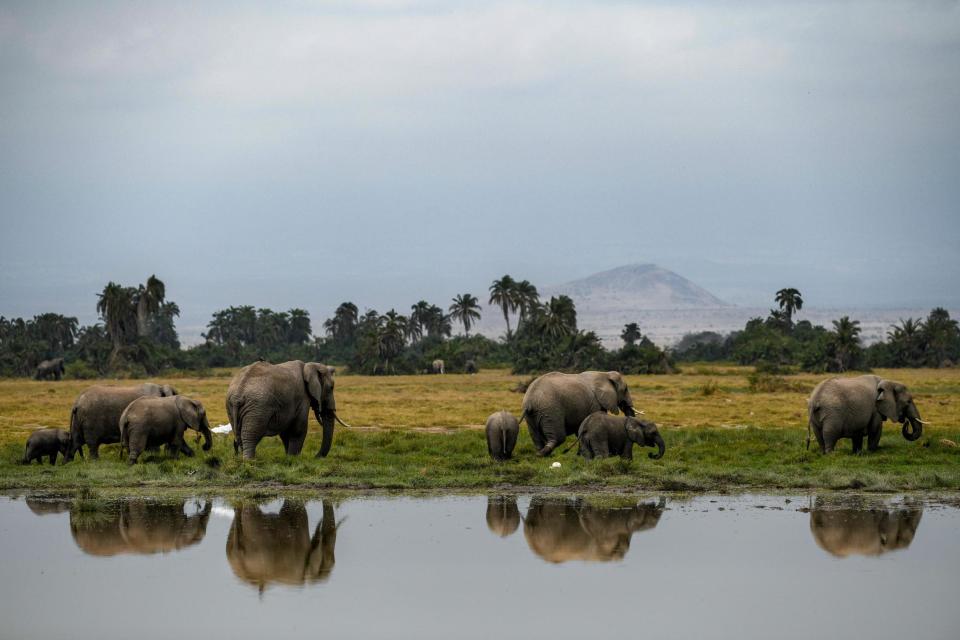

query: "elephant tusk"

left=915, top=419, right=930, bottom=425
left=334, top=414, right=352, bottom=428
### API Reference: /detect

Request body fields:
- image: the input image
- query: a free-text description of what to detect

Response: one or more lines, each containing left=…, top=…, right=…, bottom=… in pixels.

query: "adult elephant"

left=226, top=360, right=348, bottom=459
left=809, top=498, right=922, bottom=558
left=226, top=499, right=338, bottom=592
left=520, top=371, right=638, bottom=456
left=67, top=383, right=178, bottom=460
left=523, top=497, right=664, bottom=563
left=34, top=357, right=65, bottom=381
left=808, top=375, right=926, bottom=454
left=431, top=359, right=445, bottom=374
left=70, top=499, right=211, bottom=556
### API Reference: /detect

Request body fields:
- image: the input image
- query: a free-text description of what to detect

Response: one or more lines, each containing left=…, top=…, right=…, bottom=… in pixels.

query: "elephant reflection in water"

left=486, top=496, right=665, bottom=563
left=70, top=499, right=211, bottom=556
left=26, top=496, right=74, bottom=516
left=226, top=500, right=339, bottom=592
left=809, top=498, right=923, bottom=558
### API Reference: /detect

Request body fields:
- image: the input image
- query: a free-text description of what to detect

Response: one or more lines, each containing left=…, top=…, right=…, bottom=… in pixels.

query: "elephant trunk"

left=902, top=407, right=923, bottom=442
left=200, top=420, right=213, bottom=452
left=648, top=433, right=665, bottom=460
left=316, top=412, right=335, bottom=458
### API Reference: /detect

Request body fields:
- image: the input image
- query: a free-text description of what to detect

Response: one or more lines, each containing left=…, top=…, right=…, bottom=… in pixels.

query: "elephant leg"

left=592, top=438, right=610, bottom=459
left=811, top=422, right=825, bottom=454
left=88, top=441, right=100, bottom=460
left=166, top=443, right=180, bottom=458
left=179, top=442, right=195, bottom=457
left=527, top=417, right=546, bottom=451
left=867, top=418, right=882, bottom=451
left=851, top=433, right=864, bottom=454
left=285, top=431, right=306, bottom=456
left=48, top=453, right=57, bottom=465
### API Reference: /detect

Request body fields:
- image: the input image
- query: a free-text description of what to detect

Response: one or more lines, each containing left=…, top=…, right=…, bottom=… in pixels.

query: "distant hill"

left=544, top=263, right=731, bottom=311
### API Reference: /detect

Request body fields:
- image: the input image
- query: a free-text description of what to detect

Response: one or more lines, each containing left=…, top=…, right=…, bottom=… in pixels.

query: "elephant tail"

left=517, top=410, right=526, bottom=426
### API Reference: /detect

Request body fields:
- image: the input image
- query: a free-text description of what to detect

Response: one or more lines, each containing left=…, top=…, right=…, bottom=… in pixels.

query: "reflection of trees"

left=70, top=500, right=211, bottom=556
left=521, top=497, right=665, bottom=563
left=226, top=500, right=338, bottom=592
left=810, top=498, right=923, bottom=558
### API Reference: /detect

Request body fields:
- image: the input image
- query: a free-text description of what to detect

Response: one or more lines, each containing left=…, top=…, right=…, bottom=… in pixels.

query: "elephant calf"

left=23, top=428, right=71, bottom=465
left=120, top=396, right=212, bottom=465
left=577, top=412, right=665, bottom=461
left=486, top=411, right=519, bottom=461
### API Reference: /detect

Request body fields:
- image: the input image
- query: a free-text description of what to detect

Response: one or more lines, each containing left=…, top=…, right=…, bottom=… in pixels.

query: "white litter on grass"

left=212, top=423, right=232, bottom=434
left=551, top=461, right=562, bottom=468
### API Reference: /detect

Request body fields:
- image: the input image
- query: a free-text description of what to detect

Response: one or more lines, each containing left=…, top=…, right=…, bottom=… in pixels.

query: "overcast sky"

left=1, top=0, right=958, bottom=337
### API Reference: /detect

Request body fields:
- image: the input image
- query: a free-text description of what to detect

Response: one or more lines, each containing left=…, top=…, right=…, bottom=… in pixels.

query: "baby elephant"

left=486, top=411, right=519, bottom=461
left=22, top=428, right=72, bottom=465
left=120, top=396, right=213, bottom=465
left=577, top=412, right=665, bottom=461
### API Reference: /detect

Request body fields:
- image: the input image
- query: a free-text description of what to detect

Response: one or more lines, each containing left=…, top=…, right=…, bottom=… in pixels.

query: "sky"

left=1, top=0, right=958, bottom=340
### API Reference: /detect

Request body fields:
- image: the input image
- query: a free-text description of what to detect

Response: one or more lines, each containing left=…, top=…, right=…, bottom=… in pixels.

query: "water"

left=1, top=493, right=958, bottom=639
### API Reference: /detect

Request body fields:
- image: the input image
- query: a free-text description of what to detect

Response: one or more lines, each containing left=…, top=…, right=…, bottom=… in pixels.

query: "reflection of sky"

left=3, top=494, right=959, bottom=639
left=1, top=1, right=959, bottom=332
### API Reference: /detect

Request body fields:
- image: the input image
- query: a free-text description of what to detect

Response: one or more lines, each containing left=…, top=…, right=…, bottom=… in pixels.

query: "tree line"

left=673, top=288, right=960, bottom=372
left=2, top=278, right=957, bottom=378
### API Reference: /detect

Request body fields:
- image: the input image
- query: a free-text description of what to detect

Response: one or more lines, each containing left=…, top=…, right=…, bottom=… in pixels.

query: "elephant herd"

left=21, top=360, right=927, bottom=467
left=23, top=494, right=923, bottom=584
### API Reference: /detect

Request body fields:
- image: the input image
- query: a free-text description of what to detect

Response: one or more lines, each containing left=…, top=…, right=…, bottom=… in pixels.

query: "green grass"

left=1, top=366, right=959, bottom=492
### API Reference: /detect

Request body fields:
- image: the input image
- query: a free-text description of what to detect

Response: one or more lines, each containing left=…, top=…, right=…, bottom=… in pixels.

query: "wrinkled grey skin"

left=70, top=499, right=211, bottom=556
left=486, top=410, right=519, bottom=461
left=810, top=498, right=923, bottom=558
left=520, top=371, right=638, bottom=456
left=522, top=497, right=665, bottom=563
left=486, top=496, right=521, bottom=537
left=226, top=499, right=338, bottom=592
left=431, top=359, right=445, bottom=374
left=66, top=383, right=178, bottom=461
left=808, top=375, right=924, bottom=454
left=464, top=359, right=478, bottom=374
left=226, top=360, right=343, bottom=459
left=22, top=428, right=71, bottom=465
left=577, top=412, right=665, bottom=461
left=34, top=357, right=65, bottom=381
left=120, top=396, right=213, bottom=465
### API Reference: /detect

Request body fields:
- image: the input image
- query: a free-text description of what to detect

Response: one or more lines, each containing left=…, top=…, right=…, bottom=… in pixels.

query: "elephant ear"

left=303, top=363, right=331, bottom=411
left=175, top=397, right=202, bottom=430
left=591, top=373, right=621, bottom=414
left=876, top=380, right=898, bottom=421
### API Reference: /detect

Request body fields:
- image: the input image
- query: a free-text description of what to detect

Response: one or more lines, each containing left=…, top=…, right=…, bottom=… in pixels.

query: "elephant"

left=34, top=357, right=65, bottom=381
left=66, top=383, right=178, bottom=460
left=464, top=359, right=478, bottom=374
left=431, top=359, right=445, bottom=374
left=226, top=499, right=339, bottom=592
left=485, top=495, right=521, bottom=537
left=485, top=410, right=519, bottom=461
left=70, top=499, right=211, bottom=556
left=809, top=498, right=923, bottom=558
left=119, top=396, right=213, bottom=465
left=519, top=371, right=639, bottom=456
left=577, top=412, right=665, bottom=461
left=522, top=497, right=664, bottom=563
left=22, top=428, right=72, bottom=465
left=226, top=360, right=348, bottom=459
left=808, top=374, right=925, bottom=454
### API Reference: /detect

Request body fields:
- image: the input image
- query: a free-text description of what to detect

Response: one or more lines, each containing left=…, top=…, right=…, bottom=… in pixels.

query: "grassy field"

left=0, top=366, right=958, bottom=492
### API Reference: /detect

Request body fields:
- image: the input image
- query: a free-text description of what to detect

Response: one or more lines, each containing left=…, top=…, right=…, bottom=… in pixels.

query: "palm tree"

left=514, top=280, right=540, bottom=329
left=449, top=293, right=482, bottom=337
left=409, top=300, right=433, bottom=342
left=923, top=307, right=959, bottom=366
left=287, top=308, right=312, bottom=345
left=135, top=275, right=166, bottom=337
left=97, top=282, right=137, bottom=353
left=488, top=275, right=518, bottom=337
left=775, top=288, right=803, bottom=328
left=424, top=305, right=452, bottom=339
left=831, top=316, right=862, bottom=372
left=540, top=296, right=577, bottom=339
left=621, top=322, right=642, bottom=347
left=888, top=318, right=925, bottom=366
left=379, top=310, right=408, bottom=372
left=324, top=302, right=359, bottom=343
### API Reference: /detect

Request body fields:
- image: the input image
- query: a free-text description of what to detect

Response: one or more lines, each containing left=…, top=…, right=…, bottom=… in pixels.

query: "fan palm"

left=449, top=294, right=482, bottom=337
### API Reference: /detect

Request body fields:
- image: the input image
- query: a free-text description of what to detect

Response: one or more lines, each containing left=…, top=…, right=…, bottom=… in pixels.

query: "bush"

left=66, top=361, right=99, bottom=380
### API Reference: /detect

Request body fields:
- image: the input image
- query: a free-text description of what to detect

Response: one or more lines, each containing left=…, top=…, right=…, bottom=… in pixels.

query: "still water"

left=1, top=493, right=958, bottom=639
